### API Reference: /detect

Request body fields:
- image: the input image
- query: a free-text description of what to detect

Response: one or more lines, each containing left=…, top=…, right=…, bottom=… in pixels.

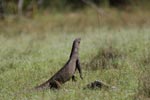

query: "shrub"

left=86, top=46, right=125, bottom=70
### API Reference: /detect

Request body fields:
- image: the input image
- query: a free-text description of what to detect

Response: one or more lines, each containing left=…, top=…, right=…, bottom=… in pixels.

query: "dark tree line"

left=0, top=0, right=149, bottom=19
left=0, top=0, right=4, bottom=19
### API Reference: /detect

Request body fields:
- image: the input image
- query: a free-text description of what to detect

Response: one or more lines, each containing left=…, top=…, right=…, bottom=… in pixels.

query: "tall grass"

left=0, top=27, right=149, bottom=100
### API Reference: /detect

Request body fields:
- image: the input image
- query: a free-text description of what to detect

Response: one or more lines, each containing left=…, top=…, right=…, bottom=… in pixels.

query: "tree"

left=0, top=0, right=4, bottom=19
left=18, top=0, right=24, bottom=16
left=37, top=0, right=43, bottom=9
left=109, top=0, right=131, bottom=8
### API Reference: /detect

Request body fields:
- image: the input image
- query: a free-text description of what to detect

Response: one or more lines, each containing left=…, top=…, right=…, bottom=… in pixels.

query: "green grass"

left=0, top=9, right=150, bottom=99
left=0, top=26, right=150, bottom=100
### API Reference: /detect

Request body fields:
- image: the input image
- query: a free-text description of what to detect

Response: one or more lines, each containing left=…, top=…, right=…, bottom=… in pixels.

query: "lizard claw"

left=80, top=76, right=83, bottom=80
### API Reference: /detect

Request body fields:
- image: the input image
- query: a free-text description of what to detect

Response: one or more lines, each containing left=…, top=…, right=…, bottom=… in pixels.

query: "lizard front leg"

left=76, top=58, right=83, bottom=79
left=72, top=75, right=77, bottom=82
left=49, top=80, right=62, bottom=89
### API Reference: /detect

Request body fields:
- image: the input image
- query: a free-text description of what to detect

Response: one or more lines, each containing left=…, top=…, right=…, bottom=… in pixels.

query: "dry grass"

left=0, top=8, right=150, bottom=36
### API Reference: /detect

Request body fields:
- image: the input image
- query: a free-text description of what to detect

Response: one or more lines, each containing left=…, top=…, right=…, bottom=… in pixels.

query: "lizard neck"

left=69, top=45, right=78, bottom=60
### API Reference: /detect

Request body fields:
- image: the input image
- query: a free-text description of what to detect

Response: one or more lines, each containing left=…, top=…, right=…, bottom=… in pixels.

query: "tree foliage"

left=0, top=0, right=149, bottom=18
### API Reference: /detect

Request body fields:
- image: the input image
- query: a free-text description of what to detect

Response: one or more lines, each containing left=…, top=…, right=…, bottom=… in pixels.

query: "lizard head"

left=70, top=38, right=81, bottom=58
left=73, top=38, right=81, bottom=49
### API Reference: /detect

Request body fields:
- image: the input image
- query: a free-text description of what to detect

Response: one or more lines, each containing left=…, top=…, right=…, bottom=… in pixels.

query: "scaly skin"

left=35, top=38, right=83, bottom=90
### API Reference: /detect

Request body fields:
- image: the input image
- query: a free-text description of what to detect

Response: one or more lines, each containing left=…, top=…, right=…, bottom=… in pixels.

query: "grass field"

left=0, top=10, right=150, bottom=100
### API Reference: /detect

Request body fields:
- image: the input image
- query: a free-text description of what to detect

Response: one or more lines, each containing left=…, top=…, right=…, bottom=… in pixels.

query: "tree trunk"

left=0, top=0, right=4, bottom=19
left=18, top=0, right=24, bottom=16
left=37, top=0, right=43, bottom=9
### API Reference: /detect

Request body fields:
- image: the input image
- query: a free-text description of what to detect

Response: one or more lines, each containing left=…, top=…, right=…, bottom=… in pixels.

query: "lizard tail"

left=34, top=80, right=50, bottom=91
left=13, top=81, right=50, bottom=97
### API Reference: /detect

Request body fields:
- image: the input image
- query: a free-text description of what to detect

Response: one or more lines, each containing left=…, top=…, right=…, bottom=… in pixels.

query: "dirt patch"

left=86, top=46, right=125, bottom=70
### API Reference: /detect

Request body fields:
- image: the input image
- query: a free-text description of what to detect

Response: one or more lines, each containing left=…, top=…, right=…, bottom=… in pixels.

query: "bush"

left=86, top=46, right=125, bottom=70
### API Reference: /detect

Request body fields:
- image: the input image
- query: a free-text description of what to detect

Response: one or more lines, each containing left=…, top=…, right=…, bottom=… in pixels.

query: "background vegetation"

left=0, top=0, right=150, bottom=100
left=0, top=0, right=150, bottom=17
